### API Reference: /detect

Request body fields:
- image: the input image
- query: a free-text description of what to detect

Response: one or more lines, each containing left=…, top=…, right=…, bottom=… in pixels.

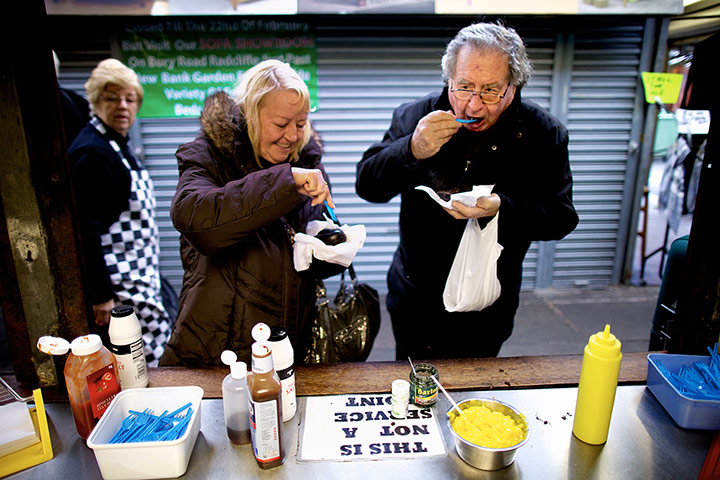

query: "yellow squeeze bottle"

left=572, top=324, right=622, bottom=445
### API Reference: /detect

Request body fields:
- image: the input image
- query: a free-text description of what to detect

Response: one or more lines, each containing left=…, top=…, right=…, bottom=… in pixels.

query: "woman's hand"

left=443, top=193, right=501, bottom=220
left=292, top=167, right=334, bottom=207
left=93, top=299, right=115, bottom=326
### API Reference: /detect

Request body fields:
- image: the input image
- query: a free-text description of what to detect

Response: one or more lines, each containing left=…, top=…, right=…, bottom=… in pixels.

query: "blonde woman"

left=70, top=58, right=171, bottom=366
left=160, top=60, right=333, bottom=366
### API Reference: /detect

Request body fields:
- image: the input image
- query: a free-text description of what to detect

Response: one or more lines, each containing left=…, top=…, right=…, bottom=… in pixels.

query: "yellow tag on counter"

left=641, top=72, right=684, bottom=104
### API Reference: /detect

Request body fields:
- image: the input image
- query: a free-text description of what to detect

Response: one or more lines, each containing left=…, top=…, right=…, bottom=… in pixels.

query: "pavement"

left=366, top=286, right=662, bottom=361
left=367, top=158, right=694, bottom=362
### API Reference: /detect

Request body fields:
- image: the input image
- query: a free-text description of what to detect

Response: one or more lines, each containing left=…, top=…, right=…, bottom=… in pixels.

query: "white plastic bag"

left=443, top=214, right=503, bottom=312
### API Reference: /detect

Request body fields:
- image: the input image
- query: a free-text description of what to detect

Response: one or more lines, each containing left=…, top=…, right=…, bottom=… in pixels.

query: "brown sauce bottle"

left=247, top=342, right=286, bottom=469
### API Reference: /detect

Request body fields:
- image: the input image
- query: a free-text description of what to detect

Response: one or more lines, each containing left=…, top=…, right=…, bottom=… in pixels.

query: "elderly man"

left=356, top=22, right=579, bottom=360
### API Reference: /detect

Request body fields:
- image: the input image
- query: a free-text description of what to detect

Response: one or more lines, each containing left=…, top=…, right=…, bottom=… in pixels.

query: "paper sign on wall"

left=299, top=394, right=446, bottom=461
left=676, top=109, right=711, bottom=135
left=641, top=72, right=684, bottom=104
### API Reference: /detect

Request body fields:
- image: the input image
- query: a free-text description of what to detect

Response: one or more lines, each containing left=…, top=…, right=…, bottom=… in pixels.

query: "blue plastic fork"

left=110, top=408, right=153, bottom=444
left=110, top=402, right=194, bottom=444
left=108, top=409, right=144, bottom=444
left=135, top=403, right=193, bottom=443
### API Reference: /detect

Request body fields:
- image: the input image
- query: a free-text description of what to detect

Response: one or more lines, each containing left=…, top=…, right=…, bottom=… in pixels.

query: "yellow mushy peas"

left=451, top=405, right=526, bottom=448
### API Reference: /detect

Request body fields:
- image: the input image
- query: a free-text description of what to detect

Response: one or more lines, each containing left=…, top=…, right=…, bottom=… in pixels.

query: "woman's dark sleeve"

left=170, top=142, right=305, bottom=256
left=70, top=146, right=129, bottom=304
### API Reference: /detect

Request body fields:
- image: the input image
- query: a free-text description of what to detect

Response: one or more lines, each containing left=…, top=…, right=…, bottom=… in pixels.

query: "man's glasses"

left=99, top=95, right=138, bottom=106
left=450, top=82, right=509, bottom=105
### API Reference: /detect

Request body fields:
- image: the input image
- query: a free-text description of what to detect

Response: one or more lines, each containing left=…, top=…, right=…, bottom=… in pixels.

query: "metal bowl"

left=446, top=398, right=530, bottom=471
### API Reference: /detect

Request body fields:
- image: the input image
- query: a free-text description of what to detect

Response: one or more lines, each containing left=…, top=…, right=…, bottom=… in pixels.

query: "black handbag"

left=304, top=264, right=381, bottom=363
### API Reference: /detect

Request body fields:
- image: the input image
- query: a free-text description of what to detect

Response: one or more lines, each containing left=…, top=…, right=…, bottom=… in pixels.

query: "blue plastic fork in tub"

left=86, top=385, right=204, bottom=480
left=646, top=353, right=720, bottom=429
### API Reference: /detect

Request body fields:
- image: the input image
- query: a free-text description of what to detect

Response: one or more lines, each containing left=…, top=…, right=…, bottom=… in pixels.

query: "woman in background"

left=70, top=58, right=171, bottom=366
left=160, top=60, right=333, bottom=366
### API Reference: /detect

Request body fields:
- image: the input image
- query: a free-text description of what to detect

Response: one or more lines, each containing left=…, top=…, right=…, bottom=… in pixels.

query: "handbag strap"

left=316, top=278, right=330, bottom=303
left=340, top=263, right=359, bottom=287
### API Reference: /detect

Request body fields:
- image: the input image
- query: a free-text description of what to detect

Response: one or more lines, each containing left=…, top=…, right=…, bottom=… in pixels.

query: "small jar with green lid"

left=409, top=363, right=438, bottom=407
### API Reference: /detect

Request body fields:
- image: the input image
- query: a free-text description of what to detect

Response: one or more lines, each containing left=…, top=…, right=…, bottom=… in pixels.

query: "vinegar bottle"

left=221, top=350, right=250, bottom=445
left=572, top=324, right=623, bottom=445
left=248, top=341, right=285, bottom=469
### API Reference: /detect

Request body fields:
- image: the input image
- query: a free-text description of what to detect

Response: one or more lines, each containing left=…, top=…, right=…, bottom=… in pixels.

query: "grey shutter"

left=313, top=26, right=451, bottom=293
left=556, top=21, right=649, bottom=287
left=135, top=117, right=199, bottom=290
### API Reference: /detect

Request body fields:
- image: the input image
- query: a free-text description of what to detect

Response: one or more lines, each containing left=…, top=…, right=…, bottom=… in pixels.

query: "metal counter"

left=7, top=386, right=713, bottom=479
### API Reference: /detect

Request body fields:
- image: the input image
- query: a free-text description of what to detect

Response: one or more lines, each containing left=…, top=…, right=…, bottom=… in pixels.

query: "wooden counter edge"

left=147, top=351, right=649, bottom=398
left=5, top=351, right=650, bottom=401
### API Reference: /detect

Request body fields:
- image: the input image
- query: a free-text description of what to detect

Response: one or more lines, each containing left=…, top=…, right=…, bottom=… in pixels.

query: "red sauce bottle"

left=39, top=334, right=120, bottom=439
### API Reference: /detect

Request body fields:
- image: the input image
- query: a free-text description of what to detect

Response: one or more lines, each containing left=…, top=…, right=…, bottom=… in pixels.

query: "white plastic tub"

left=86, top=386, right=203, bottom=479
left=647, top=353, right=720, bottom=429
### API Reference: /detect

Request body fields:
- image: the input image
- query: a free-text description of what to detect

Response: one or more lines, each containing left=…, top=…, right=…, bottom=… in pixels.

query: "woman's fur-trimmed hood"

left=199, top=91, right=241, bottom=160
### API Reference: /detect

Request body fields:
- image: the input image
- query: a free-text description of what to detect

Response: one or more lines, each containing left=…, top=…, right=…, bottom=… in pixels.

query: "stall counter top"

left=4, top=385, right=714, bottom=480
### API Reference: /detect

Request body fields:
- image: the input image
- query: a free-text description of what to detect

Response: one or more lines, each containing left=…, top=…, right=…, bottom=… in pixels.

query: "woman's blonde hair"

left=85, top=58, right=144, bottom=111
left=233, top=60, right=312, bottom=166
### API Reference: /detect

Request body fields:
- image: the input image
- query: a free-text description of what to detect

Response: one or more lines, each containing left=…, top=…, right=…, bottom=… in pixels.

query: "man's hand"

left=410, top=110, right=462, bottom=160
left=443, top=194, right=501, bottom=220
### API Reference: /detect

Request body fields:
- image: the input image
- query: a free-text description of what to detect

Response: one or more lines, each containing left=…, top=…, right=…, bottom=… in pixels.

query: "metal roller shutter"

left=134, top=117, right=199, bottom=290
left=557, top=20, right=649, bottom=287
left=56, top=15, right=650, bottom=295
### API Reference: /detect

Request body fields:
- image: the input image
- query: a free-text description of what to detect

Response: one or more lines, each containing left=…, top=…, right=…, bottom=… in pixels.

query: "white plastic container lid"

left=221, top=350, right=237, bottom=366
left=251, top=323, right=271, bottom=343
left=37, top=336, right=71, bottom=355
left=220, top=350, right=247, bottom=380
left=70, top=334, right=103, bottom=356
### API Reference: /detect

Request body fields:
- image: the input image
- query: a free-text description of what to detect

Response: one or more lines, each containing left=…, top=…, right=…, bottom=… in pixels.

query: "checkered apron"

left=91, top=117, right=170, bottom=366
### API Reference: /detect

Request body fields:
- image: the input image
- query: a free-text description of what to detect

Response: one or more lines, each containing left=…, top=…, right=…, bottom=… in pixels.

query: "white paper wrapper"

left=415, top=184, right=494, bottom=210
left=293, top=218, right=366, bottom=272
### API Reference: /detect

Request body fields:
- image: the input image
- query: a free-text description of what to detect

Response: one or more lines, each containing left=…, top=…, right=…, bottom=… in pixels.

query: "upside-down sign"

left=299, top=394, right=446, bottom=461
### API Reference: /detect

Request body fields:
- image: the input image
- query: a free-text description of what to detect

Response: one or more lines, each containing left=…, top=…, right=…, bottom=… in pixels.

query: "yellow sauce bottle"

left=572, top=324, right=622, bottom=445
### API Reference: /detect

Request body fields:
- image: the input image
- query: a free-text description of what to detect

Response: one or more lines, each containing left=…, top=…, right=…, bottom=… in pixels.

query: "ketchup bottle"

left=38, top=334, right=121, bottom=439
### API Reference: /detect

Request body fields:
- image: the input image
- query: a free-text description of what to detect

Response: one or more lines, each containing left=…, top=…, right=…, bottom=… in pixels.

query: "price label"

left=641, top=72, right=684, bottom=104
left=676, top=108, right=711, bottom=135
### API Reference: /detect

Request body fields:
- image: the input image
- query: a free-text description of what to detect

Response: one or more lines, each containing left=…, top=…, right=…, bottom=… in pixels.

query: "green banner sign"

left=120, top=19, right=317, bottom=118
